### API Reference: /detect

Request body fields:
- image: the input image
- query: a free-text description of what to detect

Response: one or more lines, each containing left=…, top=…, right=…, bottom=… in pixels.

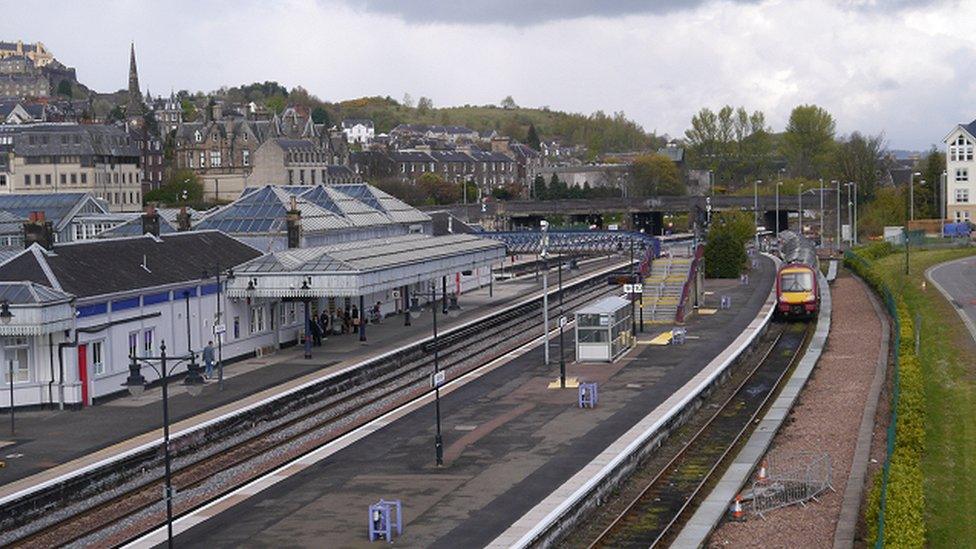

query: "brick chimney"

left=176, top=206, right=191, bottom=231
left=286, top=196, right=301, bottom=249
left=23, top=211, right=54, bottom=250
left=142, top=204, right=160, bottom=236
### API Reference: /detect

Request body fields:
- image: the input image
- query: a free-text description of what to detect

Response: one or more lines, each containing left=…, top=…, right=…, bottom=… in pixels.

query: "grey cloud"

left=350, top=0, right=753, bottom=26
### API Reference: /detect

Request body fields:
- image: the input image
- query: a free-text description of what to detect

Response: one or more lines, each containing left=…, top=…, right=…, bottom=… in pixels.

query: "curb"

left=925, top=257, right=976, bottom=345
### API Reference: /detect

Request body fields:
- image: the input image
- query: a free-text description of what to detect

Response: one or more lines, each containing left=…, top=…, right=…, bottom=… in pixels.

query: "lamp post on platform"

left=123, top=343, right=205, bottom=549
left=411, top=283, right=444, bottom=466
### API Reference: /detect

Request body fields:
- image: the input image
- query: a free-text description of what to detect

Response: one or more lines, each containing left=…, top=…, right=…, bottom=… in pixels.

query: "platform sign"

left=213, top=324, right=226, bottom=335
left=623, top=283, right=643, bottom=294
left=392, top=290, right=400, bottom=299
left=559, top=316, right=568, bottom=327
left=431, top=371, right=446, bottom=388
left=608, top=224, right=619, bottom=231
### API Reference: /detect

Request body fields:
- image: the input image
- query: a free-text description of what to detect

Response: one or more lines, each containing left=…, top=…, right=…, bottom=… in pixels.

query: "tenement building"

left=0, top=124, right=142, bottom=212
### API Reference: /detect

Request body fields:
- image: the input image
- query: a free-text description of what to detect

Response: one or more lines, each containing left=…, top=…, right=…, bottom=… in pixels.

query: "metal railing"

left=751, top=452, right=833, bottom=517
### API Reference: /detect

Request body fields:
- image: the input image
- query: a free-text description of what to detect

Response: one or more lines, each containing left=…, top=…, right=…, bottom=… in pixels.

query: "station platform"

left=163, top=257, right=775, bottom=548
left=0, top=255, right=625, bottom=497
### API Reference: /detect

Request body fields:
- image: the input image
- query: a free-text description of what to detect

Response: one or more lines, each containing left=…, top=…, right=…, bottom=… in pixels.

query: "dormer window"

left=950, top=133, right=974, bottom=162
left=194, top=131, right=202, bottom=143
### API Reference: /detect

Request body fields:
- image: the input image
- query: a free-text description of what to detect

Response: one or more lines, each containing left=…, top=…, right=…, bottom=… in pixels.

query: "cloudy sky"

left=4, top=0, right=974, bottom=150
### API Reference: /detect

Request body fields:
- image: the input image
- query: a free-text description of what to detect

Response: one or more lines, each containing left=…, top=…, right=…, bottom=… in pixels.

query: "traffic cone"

left=731, top=495, right=745, bottom=521
left=758, top=460, right=768, bottom=482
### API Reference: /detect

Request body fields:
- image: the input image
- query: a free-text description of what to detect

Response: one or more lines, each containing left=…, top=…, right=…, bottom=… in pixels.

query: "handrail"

left=675, top=244, right=704, bottom=323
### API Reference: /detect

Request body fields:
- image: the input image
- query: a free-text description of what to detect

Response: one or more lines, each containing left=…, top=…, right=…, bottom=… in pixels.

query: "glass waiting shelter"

left=574, top=295, right=633, bottom=362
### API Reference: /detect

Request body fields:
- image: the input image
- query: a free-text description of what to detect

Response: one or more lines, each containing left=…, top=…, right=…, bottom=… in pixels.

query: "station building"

left=0, top=183, right=507, bottom=409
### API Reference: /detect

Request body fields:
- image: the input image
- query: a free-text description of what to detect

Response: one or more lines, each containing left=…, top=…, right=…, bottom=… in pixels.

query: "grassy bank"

left=872, top=247, right=976, bottom=547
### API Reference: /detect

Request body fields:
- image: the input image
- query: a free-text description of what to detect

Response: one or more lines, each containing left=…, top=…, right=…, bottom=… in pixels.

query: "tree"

left=417, top=173, right=459, bottom=205
left=684, top=106, right=771, bottom=187
left=532, top=174, right=547, bottom=199
left=500, top=95, right=518, bottom=109
left=180, top=99, right=198, bottom=122
left=526, top=123, right=541, bottom=151
left=266, top=95, right=285, bottom=114
left=417, top=96, right=433, bottom=114
left=402, top=93, right=414, bottom=108
left=704, top=211, right=753, bottom=278
left=143, top=169, right=204, bottom=206
left=859, top=186, right=906, bottom=238
left=57, top=79, right=72, bottom=97
left=834, top=132, right=887, bottom=204
left=107, top=105, right=125, bottom=123
left=632, top=153, right=685, bottom=196
left=918, top=148, right=946, bottom=219
left=311, top=106, right=331, bottom=126
left=784, top=104, right=836, bottom=179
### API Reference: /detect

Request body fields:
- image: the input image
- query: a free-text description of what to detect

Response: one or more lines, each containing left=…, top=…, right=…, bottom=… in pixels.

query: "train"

left=774, top=230, right=820, bottom=319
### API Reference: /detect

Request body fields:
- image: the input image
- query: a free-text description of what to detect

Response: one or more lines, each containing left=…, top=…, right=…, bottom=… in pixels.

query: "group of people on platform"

left=307, top=301, right=384, bottom=346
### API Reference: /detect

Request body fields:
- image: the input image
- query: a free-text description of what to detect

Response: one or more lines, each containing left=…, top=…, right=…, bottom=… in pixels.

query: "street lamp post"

left=853, top=181, right=859, bottom=245
left=754, top=179, right=761, bottom=250
left=834, top=180, right=841, bottom=251
left=182, top=290, right=192, bottom=354
left=1, top=301, right=13, bottom=435
left=819, top=178, right=824, bottom=245
left=775, top=180, right=783, bottom=238
left=630, top=237, right=637, bottom=336
left=798, top=183, right=804, bottom=235
left=941, top=170, right=947, bottom=238
left=540, top=220, right=550, bottom=366
left=205, top=265, right=230, bottom=390
left=410, top=284, right=444, bottom=466
left=122, top=343, right=205, bottom=549
left=909, top=171, right=922, bottom=222
left=558, top=261, right=566, bottom=388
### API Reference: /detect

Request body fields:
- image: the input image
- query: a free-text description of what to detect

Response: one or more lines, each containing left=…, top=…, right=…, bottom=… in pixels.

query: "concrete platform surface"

left=166, top=258, right=775, bottom=548
left=0, top=256, right=623, bottom=496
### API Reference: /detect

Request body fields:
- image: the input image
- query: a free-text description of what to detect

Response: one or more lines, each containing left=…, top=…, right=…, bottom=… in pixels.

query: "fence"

left=751, top=452, right=833, bottom=518
left=843, top=250, right=901, bottom=548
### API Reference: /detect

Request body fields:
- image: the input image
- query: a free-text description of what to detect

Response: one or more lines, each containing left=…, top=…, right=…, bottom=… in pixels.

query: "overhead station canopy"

left=227, top=234, right=506, bottom=298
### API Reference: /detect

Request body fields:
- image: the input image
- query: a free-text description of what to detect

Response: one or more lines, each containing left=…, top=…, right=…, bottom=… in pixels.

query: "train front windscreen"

left=780, top=271, right=814, bottom=292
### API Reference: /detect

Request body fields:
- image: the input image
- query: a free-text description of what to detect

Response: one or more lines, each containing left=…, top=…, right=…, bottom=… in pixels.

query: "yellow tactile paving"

left=547, top=377, right=580, bottom=389
left=648, top=331, right=673, bottom=345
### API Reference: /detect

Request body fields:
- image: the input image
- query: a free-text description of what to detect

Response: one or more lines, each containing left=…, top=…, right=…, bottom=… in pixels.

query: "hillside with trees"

left=180, top=84, right=662, bottom=156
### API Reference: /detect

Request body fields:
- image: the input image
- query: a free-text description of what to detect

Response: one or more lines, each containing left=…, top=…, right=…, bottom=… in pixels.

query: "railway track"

left=8, top=260, right=631, bottom=549
left=585, top=321, right=811, bottom=549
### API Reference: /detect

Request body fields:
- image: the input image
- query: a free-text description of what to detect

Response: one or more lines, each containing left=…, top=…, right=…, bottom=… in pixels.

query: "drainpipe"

left=47, top=333, right=54, bottom=407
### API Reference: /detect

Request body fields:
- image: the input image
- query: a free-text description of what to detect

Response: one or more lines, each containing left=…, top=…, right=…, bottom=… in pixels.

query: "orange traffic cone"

left=758, top=460, right=769, bottom=482
left=731, top=495, right=745, bottom=521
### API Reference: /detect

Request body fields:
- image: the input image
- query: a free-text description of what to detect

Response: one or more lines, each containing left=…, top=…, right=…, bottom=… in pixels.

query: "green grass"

left=874, top=247, right=976, bottom=547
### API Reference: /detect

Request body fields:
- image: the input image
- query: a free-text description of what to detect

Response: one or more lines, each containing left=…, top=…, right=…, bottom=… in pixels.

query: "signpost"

left=430, top=371, right=446, bottom=388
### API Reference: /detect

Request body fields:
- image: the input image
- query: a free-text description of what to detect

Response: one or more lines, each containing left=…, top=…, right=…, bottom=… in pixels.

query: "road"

left=926, top=256, right=976, bottom=344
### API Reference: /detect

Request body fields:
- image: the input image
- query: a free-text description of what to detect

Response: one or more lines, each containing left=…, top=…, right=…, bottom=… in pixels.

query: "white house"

left=944, top=120, right=976, bottom=223
left=341, top=119, right=375, bottom=145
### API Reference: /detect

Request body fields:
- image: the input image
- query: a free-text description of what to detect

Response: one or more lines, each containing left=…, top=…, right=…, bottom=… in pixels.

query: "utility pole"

left=754, top=179, right=761, bottom=251
left=819, top=177, right=824, bottom=246
left=541, top=220, right=550, bottom=366
left=835, top=180, right=841, bottom=251
left=940, top=170, right=947, bottom=238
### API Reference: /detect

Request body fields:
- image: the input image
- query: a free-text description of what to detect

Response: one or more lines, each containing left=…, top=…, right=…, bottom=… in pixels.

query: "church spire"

left=126, top=42, right=144, bottom=117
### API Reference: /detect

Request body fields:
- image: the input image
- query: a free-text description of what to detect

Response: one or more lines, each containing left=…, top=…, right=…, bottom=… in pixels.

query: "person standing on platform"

left=310, top=314, right=322, bottom=346
left=319, top=310, right=330, bottom=338
left=203, top=341, right=215, bottom=380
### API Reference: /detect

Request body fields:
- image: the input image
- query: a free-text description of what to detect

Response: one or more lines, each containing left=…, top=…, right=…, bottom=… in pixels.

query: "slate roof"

left=0, top=193, right=107, bottom=231
left=0, top=124, right=139, bottom=158
left=95, top=215, right=178, bottom=238
left=0, top=231, right=262, bottom=299
left=429, top=211, right=479, bottom=236
left=196, top=186, right=352, bottom=234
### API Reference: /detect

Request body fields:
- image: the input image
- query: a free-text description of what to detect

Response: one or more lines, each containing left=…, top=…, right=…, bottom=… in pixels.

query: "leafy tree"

left=632, top=153, right=685, bottom=196
left=143, top=169, right=204, bottom=206
left=526, top=123, right=541, bottom=151
left=181, top=99, right=198, bottom=122
left=311, top=106, right=331, bottom=126
left=685, top=106, right=770, bottom=186
left=373, top=177, right=425, bottom=206
left=402, top=93, right=414, bottom=108
left=500, top=95, right=518, bottom=109
left=266, top=95, right=285, bottom=114
left=834, top=131, right=887, bottom=204
left=784, top=104, right=836, bottom=179
left=704, top=211, right=753, bottom=278
left=548, top=173, right=569, bottom=198
left=417, top=96, right=433, bottom=114
left=859, top=186, right=906, bottom=238
left=57, top=79, right=72, bottom=97
left=417, top=173, right=459, bottom=205
left=107, top=105, right=125, bottom=123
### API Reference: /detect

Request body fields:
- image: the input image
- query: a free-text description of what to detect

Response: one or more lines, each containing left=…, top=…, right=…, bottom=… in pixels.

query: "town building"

left=0, top=74, right=48, bottom=98
left=251, top=138, right=359, bottom=186
left=0, top=192, right=125, bottom=247
left=0, top=124, right=142, bottom=212
left=0, top=41, right=55, bottom=68
left=341, top=119, right=374, bottom=144
left=152, top=93, right=183, bottom=135
left=129, top=126, right=164, bottom=192
left=0, top=100, right=45, bottom=124
left=944, top=120, right=976, bottom=223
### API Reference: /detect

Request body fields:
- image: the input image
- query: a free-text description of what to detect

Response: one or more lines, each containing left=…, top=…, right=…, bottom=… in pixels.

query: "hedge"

left=845, top=250, right=926, bottom=548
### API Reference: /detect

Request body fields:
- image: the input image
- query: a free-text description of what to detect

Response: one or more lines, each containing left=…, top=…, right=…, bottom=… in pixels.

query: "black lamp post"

left=123, top=342, right=204, bottom=549
left=410, top=283, right=444, bottom=466
left=203, top=265, right=230, bottom=390
left=301, top=279, right=312, bottom=359
left=557, top=260, right=566, bottom=388
left=1, top=300, right=13, bottom=435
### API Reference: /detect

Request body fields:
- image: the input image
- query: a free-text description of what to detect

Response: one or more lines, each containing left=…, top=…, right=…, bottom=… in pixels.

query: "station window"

left=91, top=341, right=105, bottom=376
left=143, top=329, right=154, bottom=354
left=4, top=337, right=30, bottom=382
left=128, top=331, right=139, bottom=359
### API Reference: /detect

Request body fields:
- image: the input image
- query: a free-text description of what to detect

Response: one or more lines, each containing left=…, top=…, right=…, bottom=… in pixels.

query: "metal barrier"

left=751, top=452, right=833, bottom=518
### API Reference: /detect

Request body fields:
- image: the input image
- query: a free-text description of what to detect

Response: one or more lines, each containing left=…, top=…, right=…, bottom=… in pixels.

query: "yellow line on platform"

left=647, top=331, right=673, bottom=345
left=547, top=377, right=580, bottom=389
